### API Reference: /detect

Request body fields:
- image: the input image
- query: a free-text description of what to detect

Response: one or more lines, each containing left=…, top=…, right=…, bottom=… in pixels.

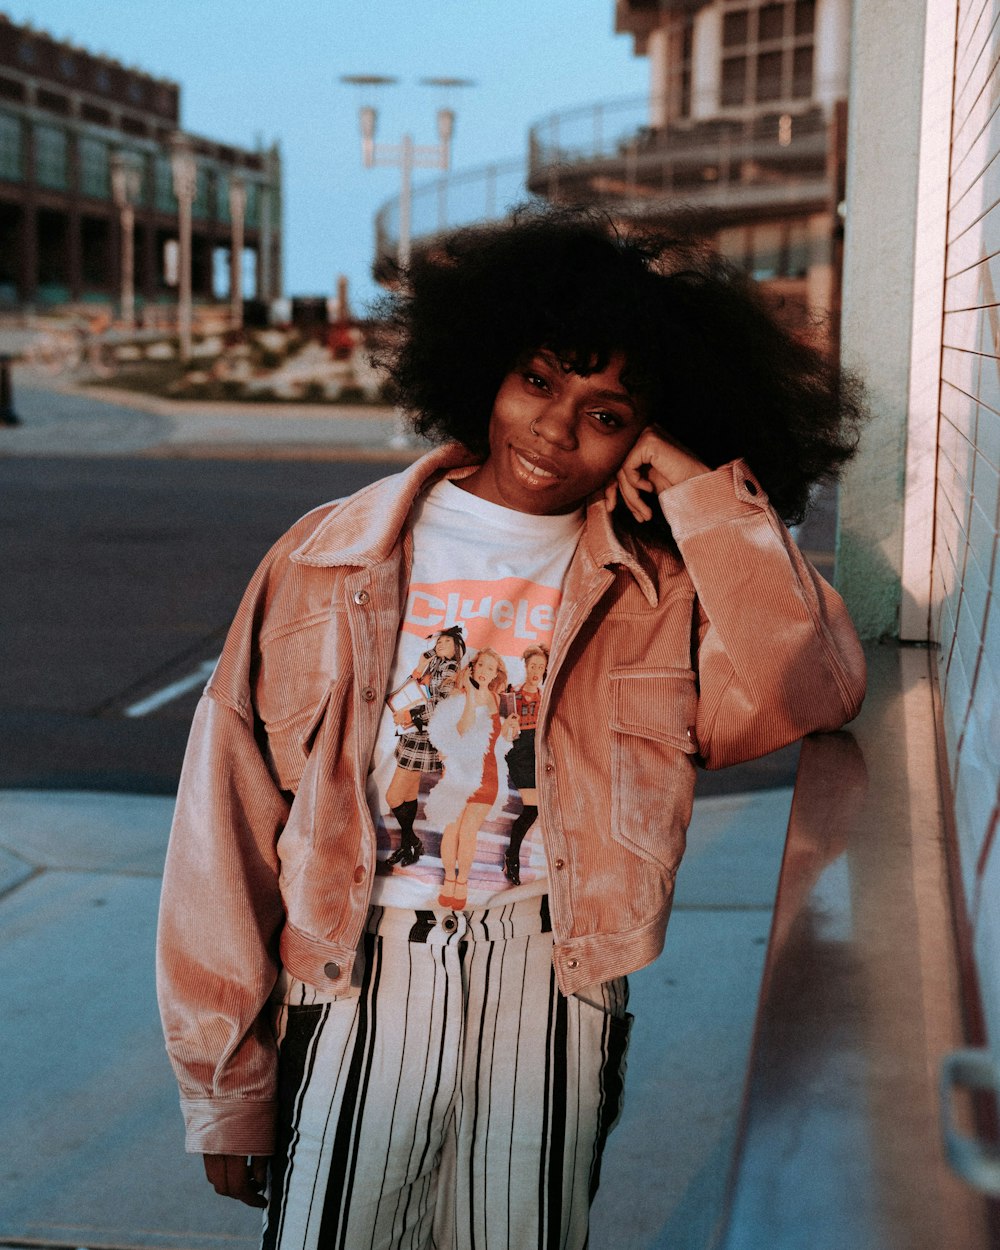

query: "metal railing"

left=528, top=97, right=830, bottom=207
left=374, top=157, right=536, bottom=266
left=373, top=93, right=833, bottom=264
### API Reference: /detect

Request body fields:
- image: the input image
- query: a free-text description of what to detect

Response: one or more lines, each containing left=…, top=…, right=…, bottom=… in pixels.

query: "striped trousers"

left=262, top=898, right=631, bottom=1250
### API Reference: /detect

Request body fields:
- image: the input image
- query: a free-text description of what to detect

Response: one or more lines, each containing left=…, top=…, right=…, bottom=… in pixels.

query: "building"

left=373, top=0, right=850, bottom=336
left=0, top=13, right=281, bottom=316
left=534, top=0, right=851, bottom=331
left=837, top=0, right=1000, bottom=1202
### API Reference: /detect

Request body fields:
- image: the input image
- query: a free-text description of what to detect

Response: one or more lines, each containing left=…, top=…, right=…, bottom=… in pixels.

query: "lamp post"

left=110, top=151, right=142, bottom=330
left=228, top=175, right=246, bottom=331
left=170, top=133, right=196, bottom=363
left=341, top=75, right=473, bottom=271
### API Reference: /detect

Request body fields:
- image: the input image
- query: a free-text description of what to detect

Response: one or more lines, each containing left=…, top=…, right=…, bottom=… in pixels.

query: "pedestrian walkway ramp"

left=0, top=785, right=790, bottom=1249
left=3, top=649, right=988, bottom=1248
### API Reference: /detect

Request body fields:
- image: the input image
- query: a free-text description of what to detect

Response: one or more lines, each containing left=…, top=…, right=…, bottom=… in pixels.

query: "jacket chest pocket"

left=609, top=667, right=698, bottom=870
left=265, top=686, right=334, bottom=793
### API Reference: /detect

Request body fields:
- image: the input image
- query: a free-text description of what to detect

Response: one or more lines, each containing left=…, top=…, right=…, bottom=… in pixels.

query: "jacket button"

left=362, top=686, right=376, bottom=702
left=353, top=865, right=365, bottom=883
left=323, top=961, right=341, bottom=980
left=353, top=589, right=370, bottom=605
left=442, top=915, right=457, bottom=932
left=545, top=762, right=555, bottom=774
left=744, top=479, right=758, bottom=496
left=554, top=857, right=565, bottom=870
left=687, top=726, right=696, bottom=743
left=566, top=958, right=579, bottom=970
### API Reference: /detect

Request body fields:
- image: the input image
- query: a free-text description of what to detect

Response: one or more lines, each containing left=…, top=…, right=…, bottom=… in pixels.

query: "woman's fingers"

left=203, top=1153, right=269, bottom=1208
left=616, top=467, right=654, bottom=522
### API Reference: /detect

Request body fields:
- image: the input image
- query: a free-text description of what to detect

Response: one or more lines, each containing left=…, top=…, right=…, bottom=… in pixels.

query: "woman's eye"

left=524, top=372, right=549, bottom=390
left=592, top=410, right=623, bottom=429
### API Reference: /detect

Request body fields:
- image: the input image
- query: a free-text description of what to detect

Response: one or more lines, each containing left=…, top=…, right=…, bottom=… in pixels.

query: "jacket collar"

left=290, top=442, right=665, bottom=603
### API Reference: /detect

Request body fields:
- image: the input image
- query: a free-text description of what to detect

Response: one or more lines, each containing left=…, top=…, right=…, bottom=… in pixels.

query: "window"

left=34, top=124, right=68, bottom=190
left=715, top=220, right=813, bottom=280
left=245, top=181, right=260, bottom=228
left=154, top=155, right=176, bottom=212
left=0, top=112, right=23, bottom=182
left=217, top=170, right=231, bottom=224
left=79, top=136, right=110, bottom=198
left=719, top=0, right=816, bottom=108
left=192, top=165, right=211, bottom=219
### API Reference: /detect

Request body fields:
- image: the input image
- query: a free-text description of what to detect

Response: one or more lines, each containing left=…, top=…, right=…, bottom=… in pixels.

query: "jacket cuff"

left=657, top=459, right=769, bottom=542
left=181, top=1096, right=277, bottom=1156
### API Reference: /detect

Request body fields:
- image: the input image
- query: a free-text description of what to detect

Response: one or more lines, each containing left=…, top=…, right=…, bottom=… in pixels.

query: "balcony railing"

left=373, top=94, right=835, bottom=271
left=528, top=96, right=832, bottom=218
left=373, top=157, right=536, bottom=271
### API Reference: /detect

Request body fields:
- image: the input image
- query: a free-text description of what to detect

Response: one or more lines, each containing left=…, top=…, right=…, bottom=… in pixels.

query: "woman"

left=422, top=647, right=516, bottom=909
left=501, top=643, right=548, bottom=885
left=157, top=207, right=867, bottom=1249
left=384, top=625, right=465, bottom=868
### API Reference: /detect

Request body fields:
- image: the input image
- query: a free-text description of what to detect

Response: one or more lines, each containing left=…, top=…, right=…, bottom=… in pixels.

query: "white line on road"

left=124, top=657, right=219, bottom=718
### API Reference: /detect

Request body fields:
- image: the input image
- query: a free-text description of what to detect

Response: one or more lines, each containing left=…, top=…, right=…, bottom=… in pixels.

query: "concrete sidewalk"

left=0, top=367, right=421, bottom=461
left=0, top=786, right=790, bottom=1250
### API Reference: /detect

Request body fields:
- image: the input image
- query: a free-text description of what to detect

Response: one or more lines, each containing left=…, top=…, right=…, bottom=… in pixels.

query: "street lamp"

left=228, top=175, right=247, bottom=331
left=342, top=74, right=474, bottom=271
left=169, top=132, right=197, bottom=363
left=110, top=151, right=142, bottom=330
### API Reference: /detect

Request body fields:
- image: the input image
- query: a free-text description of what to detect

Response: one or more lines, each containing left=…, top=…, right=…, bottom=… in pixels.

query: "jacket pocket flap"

left=265, top=686, right=334, bottom=789
left=610, top=667, right=698, bottom=753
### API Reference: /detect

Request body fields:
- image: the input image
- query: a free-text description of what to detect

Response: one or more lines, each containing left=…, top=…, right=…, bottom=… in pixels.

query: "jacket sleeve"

left=156, top=561, right=292, bottom=1157
left=657, top=459, right=866, bottom=770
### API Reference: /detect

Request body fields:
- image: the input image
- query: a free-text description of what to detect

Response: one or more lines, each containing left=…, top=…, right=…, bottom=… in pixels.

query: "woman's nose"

left=532, top=400, right=577, bottom=450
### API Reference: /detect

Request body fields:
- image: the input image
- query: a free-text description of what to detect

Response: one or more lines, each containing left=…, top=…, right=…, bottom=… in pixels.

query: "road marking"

left=124, top=657, right=219, bottom=718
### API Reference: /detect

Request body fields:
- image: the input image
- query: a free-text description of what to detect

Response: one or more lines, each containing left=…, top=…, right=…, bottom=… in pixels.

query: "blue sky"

left=4, top=2, right=650, bottom=308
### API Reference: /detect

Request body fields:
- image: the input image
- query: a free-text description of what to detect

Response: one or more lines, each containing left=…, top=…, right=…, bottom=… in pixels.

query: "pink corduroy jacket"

left=156, top=443, right=866, bottom=1154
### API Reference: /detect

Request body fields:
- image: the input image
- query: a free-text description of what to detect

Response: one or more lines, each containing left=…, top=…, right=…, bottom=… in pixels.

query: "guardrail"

left=374, top=157, right=535, bottom=268
left=528, top=102, right=831, bottom=210
left=373, top=96, right=834, bottom=266
left=717, top=643, right=999, bottom=1248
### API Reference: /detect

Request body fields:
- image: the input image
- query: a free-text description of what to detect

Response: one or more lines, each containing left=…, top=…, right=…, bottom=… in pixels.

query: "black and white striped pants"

left=262, top=898, right=632, bottom=1250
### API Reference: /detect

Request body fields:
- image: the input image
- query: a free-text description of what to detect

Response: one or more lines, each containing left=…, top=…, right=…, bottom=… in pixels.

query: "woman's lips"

left=511, top=447, right=561, bottom=486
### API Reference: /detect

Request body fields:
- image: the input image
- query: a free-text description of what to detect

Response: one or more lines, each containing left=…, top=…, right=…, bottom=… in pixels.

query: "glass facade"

left=192, top=163, right=210, bottom=219
left=34, top=123, right=68, bottom=189
left=154, top=155, right=176, bottom=212
left=79, top=136, right=110, bottom=199
left=216, top=169, right=231, bottom=224
left=0, top=111, right=23, bottom=181
left=245, top=180, right=260, bottom=228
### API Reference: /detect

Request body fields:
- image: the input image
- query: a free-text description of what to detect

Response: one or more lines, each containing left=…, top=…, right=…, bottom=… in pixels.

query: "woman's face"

left=473, top=652, right=499, bottom=686
left=524, top=654, right=547, bottom=685
left=435, top=635, right=456, bottom=659
left=461, top=349, right=647, bottom=516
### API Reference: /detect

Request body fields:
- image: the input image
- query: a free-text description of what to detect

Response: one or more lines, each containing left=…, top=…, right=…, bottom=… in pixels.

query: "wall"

left=840, top=0, right=1000, bottom=1080
left=936, top=0, right=1000, bottom=1064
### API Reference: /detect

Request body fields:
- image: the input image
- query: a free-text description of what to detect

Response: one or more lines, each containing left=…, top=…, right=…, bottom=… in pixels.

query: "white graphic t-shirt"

left=367, top=478, right=584, bottom=910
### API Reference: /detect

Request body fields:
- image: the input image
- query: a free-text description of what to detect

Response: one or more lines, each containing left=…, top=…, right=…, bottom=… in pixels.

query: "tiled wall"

left=937, top=0, right=1000, bottom=1049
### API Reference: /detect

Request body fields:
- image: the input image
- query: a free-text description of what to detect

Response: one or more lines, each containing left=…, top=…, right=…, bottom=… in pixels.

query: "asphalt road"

left=1, top=455, right=402, bottom=792
left=1, top=453, right=808, bottom=796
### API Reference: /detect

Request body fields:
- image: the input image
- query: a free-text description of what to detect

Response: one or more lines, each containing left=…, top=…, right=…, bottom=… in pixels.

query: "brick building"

left=0, top=13, right=282, bottom=315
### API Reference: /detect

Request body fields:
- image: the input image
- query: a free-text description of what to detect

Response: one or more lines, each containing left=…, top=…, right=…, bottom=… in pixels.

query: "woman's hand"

left=501, top=713, right=520, bottom=743
left=203, top=1153, right=269, bottom=1207
left=606, top=426, right=710, bottom=523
